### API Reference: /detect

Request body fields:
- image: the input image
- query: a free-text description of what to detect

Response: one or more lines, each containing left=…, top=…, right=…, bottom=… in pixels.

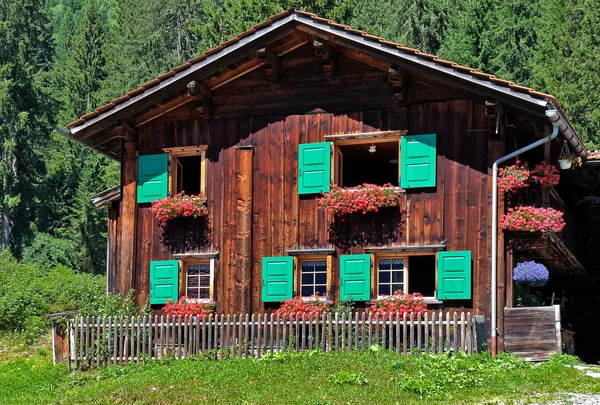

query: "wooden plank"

left=235, top=147, right=253, bottom=312
left=118, top=139, right=138, bottom=295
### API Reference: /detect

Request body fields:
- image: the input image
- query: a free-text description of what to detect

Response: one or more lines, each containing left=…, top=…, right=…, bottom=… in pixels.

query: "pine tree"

left=0, top=0, right=55, bottom=251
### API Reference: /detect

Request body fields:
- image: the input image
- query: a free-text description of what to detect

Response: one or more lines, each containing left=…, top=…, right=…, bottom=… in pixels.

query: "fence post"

left=554, top=305, right=562, bottom=353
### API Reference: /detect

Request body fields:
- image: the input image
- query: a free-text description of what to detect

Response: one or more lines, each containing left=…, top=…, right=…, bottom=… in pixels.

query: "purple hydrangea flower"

left=513, top=261, right=549, bottom=286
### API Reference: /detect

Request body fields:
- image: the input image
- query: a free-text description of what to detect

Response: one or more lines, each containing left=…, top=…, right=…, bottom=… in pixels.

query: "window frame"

left=324, top=130, right=407, bottom=188
left=370, top=252, right=441, bottom=304
left=179, top=258, right=215, bottom=302
left=163, top=146, right=208, bottom=197
left=293, top=255, right=332, bottom=301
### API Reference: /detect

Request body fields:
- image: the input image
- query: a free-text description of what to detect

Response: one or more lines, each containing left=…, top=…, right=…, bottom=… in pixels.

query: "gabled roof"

left=65, top=9, right=586, bottom=158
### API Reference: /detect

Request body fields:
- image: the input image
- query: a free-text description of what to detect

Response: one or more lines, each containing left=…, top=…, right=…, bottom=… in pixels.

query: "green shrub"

left=79, top=290, right=147, bottom=318
left=0, top=249, right=105, bottom=343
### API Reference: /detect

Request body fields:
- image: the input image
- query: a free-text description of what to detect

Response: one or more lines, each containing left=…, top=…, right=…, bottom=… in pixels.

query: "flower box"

left=318, top=183, right=404, bottom=217
left=498, top=161, right=559, bottom=194
left=500, top=206, right=565, bottom=233
left=150, top=192, right=208, bottom=225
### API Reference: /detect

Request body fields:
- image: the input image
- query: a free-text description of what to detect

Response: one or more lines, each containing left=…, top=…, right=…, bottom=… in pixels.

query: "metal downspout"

left=490, top=110, right=560, bottom=356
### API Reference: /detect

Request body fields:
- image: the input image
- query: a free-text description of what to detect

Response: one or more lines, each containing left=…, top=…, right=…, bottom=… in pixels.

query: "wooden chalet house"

left=65, top=10, right=599, bottom=356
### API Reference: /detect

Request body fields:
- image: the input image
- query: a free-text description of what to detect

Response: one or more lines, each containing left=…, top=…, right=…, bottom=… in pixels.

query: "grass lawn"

left=1, top=348, right=600, bottom=405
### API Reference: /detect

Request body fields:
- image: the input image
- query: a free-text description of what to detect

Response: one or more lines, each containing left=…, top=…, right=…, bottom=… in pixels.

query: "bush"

left=79, top=290, right=146, bottom=318
left=0, top=249, right=105, bottom=343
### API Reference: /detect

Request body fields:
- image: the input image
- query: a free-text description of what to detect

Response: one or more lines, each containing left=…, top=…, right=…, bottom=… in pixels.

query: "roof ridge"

left=67, top=8, right=555, bottom=130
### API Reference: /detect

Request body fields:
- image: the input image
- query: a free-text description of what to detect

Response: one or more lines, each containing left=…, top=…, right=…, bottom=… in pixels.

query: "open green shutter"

left=340, top=254, right=371, bottom=302
left=437, top=251, right=471, bottom=300
left=262, top=257, right=293, bottom=302
left=298, top=142, right=331, bottom=194
left=400, top=134, right=436, bottom=188
left=150, top=260, right=179, bottom=305
left=137, top=154, right=168, bottom=203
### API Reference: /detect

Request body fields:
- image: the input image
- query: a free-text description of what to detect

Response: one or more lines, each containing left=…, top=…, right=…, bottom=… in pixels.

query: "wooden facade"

left=77, top=11, right=596, bottom=356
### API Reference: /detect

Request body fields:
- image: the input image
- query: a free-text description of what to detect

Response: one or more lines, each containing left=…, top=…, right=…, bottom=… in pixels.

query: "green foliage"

left=328, top=370, right=368, bottom=385
left=2, top=350, right=600, bottom=404
left=78, top=290, right=148, bottom=318
left=0, top=250, right=104, bottom=343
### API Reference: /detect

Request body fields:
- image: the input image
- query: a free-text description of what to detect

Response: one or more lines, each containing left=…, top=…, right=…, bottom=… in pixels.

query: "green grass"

left=1, top=349, right=599, bottom=405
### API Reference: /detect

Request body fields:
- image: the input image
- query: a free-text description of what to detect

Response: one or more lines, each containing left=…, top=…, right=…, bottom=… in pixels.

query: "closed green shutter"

left=400, top=134, right=436, bottom=188
left=298, top=142, right=331, bottom=194
left=137, top=154, right=168, bottom=203
left=150, top=260, right=179, bottom=305
left=340, top=254, right=371, bottom=302
left=437, top=251, right=471, bottom=300
left=262, top=256, right=293, bottom=302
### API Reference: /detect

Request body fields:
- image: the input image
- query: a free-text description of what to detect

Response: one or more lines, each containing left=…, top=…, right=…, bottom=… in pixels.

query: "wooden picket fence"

left=67, top=311, right=486, bottom=369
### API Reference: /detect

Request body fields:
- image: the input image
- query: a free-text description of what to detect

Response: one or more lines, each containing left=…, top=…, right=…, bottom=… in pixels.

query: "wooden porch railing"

left=66, top=311, right=486, bottom=369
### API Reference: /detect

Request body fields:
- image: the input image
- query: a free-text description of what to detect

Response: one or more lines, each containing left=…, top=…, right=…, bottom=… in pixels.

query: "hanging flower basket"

left=150, top=192, right=208, bottom=225
left=498, top=161, right=531, bottom=194
left=498, top=161, right=560, bottom=193
left=318, top=183, right=404, bottom=217
left=500, top=206, right=565, bottom=233
left=530, top=163, right=560, bottom=189
left=558, top=159, right=571, bottom=170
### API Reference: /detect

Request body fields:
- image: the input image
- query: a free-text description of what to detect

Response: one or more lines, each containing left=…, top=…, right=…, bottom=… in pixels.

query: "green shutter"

left=340, top=254, right=371, bottom=302
left=262, top=256, right=293, bottom=302
left=150, top=260, right=179, bottom=305
left=437, top=251, right=471, bottom=300
left=400, top=134, right=436, bottom=188
left=298, top=142, right=331, bottom=194
left=137, top=154, right=168, bottom=203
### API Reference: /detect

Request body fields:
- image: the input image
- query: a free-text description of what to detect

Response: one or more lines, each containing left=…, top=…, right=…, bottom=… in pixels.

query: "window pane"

left=379, top=259, right=391, bottom=270
left=379, top=270, right=390, bottom=284
left=315, top=285, right=327, bottom=296
left=302, top=286, right=313, bottom=297
left=199, top=264, right=210, bottom=275
left=188, top=265, right=200, bottom=275
left=392, top=283, right=404, bottom=293
left=380, top=284, right=390, bottom=295
left=187, top=288, right=199, bottom=299
left=188, top=276, right=198, bottom=287
left=391, top=270, right=404, bottom=283
left=315, top=261, right=326, bottom=271
left=302, top=261, right=315, bottom=271
left=302, top=273, right=313, bottom=285
left=198, top=289, right=210, bottom=299
left=315, top=272, right=326, bottom=285
left=199, top=276, right=210, bottom=287
left=392, top=258, right=404, bottom=270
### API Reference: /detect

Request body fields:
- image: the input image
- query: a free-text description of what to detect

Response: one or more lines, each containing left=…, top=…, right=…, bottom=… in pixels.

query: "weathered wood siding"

left=504, top=306, right=561, bottom=361
left=126, top=44, right=497, bottom=319
left=133, top=101, right=492, bottom=315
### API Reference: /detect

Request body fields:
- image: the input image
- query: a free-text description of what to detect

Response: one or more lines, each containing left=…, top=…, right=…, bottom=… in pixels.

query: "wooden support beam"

left=117, top=137, right=138, bottom=295
left=313, top=39, right=337, bottom=79
left=134, top=94, right=193, bottom=127
left=389, top=65, right=408, bottom=105
left=187, top=80, right=212, bottom=118
left=235, top=146, right=253, bottom=312
left=256, top=47, right=281, bottom=82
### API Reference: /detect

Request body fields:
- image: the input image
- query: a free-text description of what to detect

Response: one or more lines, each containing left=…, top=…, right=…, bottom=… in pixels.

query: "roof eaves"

left=67, top=12, right=296, bottom=136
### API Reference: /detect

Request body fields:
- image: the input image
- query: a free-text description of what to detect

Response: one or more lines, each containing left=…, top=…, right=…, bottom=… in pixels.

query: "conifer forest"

left=1, top=0, right=599, bottom=275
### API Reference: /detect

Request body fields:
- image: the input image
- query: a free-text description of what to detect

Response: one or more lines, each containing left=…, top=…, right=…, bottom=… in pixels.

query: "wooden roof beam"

left=389, top=65, right=408, bottom=105
left=313, top=39, right=337, bottom=80
left=134, top=93, right=193, bottom=127
left=256, top=47, right=280, bottom=82
left=187, top=80, right=212, bottom=118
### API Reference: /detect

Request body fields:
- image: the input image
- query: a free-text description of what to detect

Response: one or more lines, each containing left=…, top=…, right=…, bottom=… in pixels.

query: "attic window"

left=336, top=141, right=399, bottom=187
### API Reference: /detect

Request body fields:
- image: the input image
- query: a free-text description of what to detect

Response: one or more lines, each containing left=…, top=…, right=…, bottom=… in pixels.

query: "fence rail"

left=67, top=311, right=485, bottom=369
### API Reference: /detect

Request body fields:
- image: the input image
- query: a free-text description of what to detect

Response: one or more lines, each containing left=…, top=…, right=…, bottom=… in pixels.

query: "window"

left=375, top=255, right=436, bottom=299
left=184, top=261, right=214, bottom=301
left=164, top=146, right=207, bottom=196
left=336, top=141, right=399, bottom=187
left=300, top=259, right=328, bottom=297
left=377, top=257, right=407, bottom=295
